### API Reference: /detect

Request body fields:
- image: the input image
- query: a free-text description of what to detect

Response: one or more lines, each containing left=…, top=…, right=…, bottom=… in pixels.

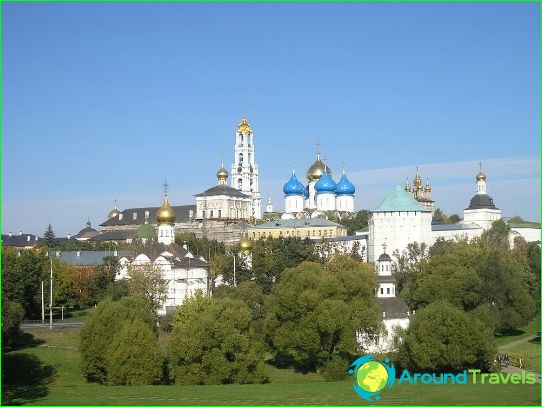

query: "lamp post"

left=49, top=258, right=53, bottom=330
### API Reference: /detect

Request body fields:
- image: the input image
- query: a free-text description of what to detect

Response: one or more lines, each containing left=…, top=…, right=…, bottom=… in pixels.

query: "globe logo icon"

left=349, top=356, right=395, bottom=402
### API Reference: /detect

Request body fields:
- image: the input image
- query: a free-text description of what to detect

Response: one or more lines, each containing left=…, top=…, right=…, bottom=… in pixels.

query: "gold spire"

left=156, top=180, right=176, bottom=224
left=424, top=178, right=431, bottom=192
left=404, top=178, right=411, bottom=192
left=414, top=166, right=422, bottom=189
left=476, top=161, right=486, bottom=181
left=217, top=154, right=229, bottom=183
left=237, top=114, right=252, bottom=134
left=307, top=143, right=332, bottom=181
left=108, top=199, right=120, bottom=219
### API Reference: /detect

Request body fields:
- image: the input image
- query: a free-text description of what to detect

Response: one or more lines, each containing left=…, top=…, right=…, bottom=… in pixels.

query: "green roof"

left=136, top=223, right=157, bottom=238
left=373, top=185, right=430, bottom=213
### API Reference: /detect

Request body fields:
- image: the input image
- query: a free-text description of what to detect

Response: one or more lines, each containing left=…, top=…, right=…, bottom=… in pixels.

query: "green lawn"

left=2, top=327, right=541, bottom=406
left=505, top=338, right=541, bottom=374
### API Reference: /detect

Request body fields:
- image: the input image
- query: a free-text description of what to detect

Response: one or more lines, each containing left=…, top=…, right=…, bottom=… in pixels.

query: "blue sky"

left=2, top=2, right=540, bottom=235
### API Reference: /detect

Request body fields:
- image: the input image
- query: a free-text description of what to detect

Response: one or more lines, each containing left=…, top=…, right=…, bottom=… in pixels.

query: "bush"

left=168, top=297, right=268, bottom=385
left=321, top=356, right=349, bottom=381
left=80, top=296, right=156, bottom=383
left=106, top=320, right=163, bottom=385
left=397, top=301, right=495, bottom=373
left=1, top=298, right=25, bottom=347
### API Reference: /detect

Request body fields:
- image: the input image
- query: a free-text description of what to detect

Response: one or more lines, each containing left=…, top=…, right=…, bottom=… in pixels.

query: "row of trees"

left=394, top=220, right=539, bottom=335
left=80, top=256, right=382, bottom=384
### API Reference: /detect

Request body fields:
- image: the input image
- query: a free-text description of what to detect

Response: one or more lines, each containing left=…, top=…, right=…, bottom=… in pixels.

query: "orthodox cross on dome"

left=163, top=179, right=169, bottom=196
left=113, top=198, right=118, bottom=209
left=316, top=139, right=321, bottom=154
left=342, top=160, right=346, bottom=175
left=382, top=242, right=387, bottom=254
left=221, top=152, right=224, bottom=168
left=292, top=160, right=296, bottom=174
left=479, top=161, right=483, bottom=171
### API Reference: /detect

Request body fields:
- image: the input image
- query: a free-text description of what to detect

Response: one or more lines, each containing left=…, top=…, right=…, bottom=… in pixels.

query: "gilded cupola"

left=157, top=195, right=176, bottom=224
left=237, top=115, right=252, bottom=134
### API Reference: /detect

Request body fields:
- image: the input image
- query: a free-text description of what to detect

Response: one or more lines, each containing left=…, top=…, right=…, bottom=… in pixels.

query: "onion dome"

left=378, top=253, right=392, bottom=262
left=424, top=179, right=431, bottom=192
left=404, top=178, right=411, bottom=193
left=237, top=115, right=252, bottom=134
left=413, top=168, right=422, bottom=189
left=476, top=171, right=486, bottom=181
left=156, top=195, right=176, bottom=224
left=307, top=153, right=332, bottom=181
left=239, top=235, right=252, bottom=251
left=108, top=205, right=120, bottom=219
left=217, top=165, right=229, bottom=182
left=315, top=170, right=336, bottom=194
left=136, top=222, right=157, bottom=239
left=283, top=173, right=305, bottom=196
left=335, top=174, right=356, bottom=195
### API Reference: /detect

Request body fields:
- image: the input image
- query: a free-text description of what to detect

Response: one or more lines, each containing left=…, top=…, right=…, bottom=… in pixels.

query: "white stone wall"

left=358, top=317, right=410, bottom=354
left=368, top=211, right=432, bottom=262
left=285, top=195, right=304, bottom=213
left=316, top=192, right=336, bottom=211
left=463, top=208, right=501, bottom=230
left=509, top=227, right=541, bottom=247
left=430, top=226, right=483, bottom=245
left=196, top=195, right=252, bottom=220
left=336, top=195, right=354, bottom=212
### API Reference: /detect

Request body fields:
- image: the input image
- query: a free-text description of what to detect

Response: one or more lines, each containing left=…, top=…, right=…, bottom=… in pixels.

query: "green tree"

left=43, top=224, right=56, bottom=247
left=397, top=301, right=495, bottom=373
left=168, top=297, right=268, bottom=385
left=88, top=256, right=120, bottom=304
left=482, top=219, right=511, bottom=250
left=266, top=256, right=380, bottom=372
left=448, top=214, right=462, bottom=223
left=106, top=319, right=163, bottom=385
left=80, top=296, right=156, bottom=383
left=126, top=263, right=168, bottom=314
left=1, top=298, right=25, bottom=347
left=1, top=247, right=48, bottom=319
left=392, top=242, right=428, bottom=293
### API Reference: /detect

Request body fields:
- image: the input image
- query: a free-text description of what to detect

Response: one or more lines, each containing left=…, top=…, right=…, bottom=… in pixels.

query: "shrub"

left=321, top=356, right=350, bottom=381
left=106, top=320, right=163, bottom=385
left=80, top=296, right=156, bottom=383
left=168, top=297, right=268, bottom=385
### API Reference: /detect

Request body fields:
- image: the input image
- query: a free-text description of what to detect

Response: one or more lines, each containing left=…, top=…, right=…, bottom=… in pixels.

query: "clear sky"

left=2, top=2, right=540, bottom=236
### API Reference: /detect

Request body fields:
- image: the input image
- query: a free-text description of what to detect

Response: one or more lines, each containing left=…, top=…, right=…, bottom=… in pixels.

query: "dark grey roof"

left=100, top=205, right=196, bottom=227
left=254, top=218, right=345, bottom=229
left=465, top=194, right=499, bottom=210
left=48, top=250, right=131, bottom=266
left=91, top=230, right=135, bottom=241
left=195, top=185, right=250, bottom=198
left=378, top=253, right=392, bottom=262
left=1, top=233, right=42, bottom=247
left=121, top=242, right=209, bottom=269
left=431, top=223, right=481, bottom=232
left=377, top=297, right=410, bottom=319
left=74, top=227, right=99, bottom=239
left=378, top=275, right=396, bottom=284
left=321, top=235, right=368, bottom=243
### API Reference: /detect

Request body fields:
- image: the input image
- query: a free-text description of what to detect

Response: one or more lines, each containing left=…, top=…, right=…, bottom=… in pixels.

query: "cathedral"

left=281, top=148, right=356, bottom=220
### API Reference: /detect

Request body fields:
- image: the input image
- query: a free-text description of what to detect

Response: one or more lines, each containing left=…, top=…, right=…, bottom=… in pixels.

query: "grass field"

left=2, top=325, right=541, bottom=406
left=505, top=338, right=541, bottom=374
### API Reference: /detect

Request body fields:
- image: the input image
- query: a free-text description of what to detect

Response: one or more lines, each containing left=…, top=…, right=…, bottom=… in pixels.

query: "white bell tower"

left=231, top=115, right=262, bottom=219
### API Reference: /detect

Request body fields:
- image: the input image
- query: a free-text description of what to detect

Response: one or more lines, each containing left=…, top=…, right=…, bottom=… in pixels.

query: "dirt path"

left=498, top=334, right=538, bottom=350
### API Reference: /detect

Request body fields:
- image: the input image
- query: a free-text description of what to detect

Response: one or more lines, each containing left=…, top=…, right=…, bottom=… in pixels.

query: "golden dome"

left=404, top=179, right=411, bottom=192
left=156, top=195, right=176, bottom=224
left=476, top=171, right=486, bottom=181
left=217, top=166, right=229, bottom=181
left=425, top=182, right=431, bottom=192
left=237, top=116, right=252, bottom=134
left=108, top=208, right=120, bottom=219
left=239, top=235, right=252, bottom=251
left=307, top=153, right=332, bottom=181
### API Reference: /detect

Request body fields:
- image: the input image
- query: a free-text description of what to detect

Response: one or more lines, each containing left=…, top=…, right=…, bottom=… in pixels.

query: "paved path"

left=498, top=333, right=540, bottom=383
left=498, top=334, right=538, bottom=350
left=21, top=322, right=83, bottom=329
